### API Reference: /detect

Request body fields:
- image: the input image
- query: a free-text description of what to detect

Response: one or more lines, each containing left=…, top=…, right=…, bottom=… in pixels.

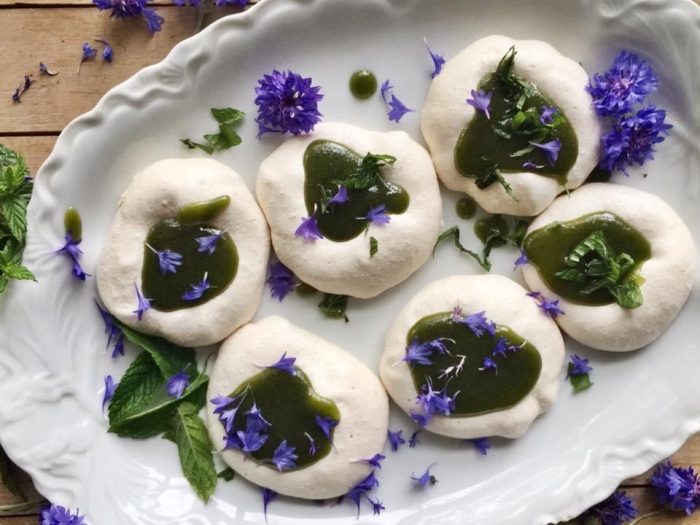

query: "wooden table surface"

left=0, top=0, right=698, bottom=523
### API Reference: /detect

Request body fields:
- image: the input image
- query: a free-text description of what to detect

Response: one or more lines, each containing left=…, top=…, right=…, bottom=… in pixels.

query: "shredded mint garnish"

left=217, top=467, right=236, bottom=481
left=567, top=355, right=593, bottom=393
left=318, top=293, right=349, bottom=322
left=0, top=144, right=34, bottom=295
left=370, top=236, right=378, bottom=258
left=433, top=226, right=491, bottom=271
left=474, top=165, right=518, bottom=202
left=181, top=107, right=244, bottom=155
left=555, top=230, right=642, bottom=309
left=336, top=153, right=396, bottom=191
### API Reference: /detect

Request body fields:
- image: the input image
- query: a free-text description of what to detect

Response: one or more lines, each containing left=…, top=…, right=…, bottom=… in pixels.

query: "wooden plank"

left=0, top=6, right=243, bottom=133
left=0, top=136, right=57, bottom=175
left=0, top=0, right=258, bottom=6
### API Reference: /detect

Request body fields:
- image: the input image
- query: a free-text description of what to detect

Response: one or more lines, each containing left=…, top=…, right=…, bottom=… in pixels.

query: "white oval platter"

left=0, top=0, right=699, bottom=523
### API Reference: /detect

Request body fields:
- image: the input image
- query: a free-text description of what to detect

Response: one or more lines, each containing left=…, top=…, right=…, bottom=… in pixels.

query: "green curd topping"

left=141, top=196, right=238, bottom=312
left=303, top=140, right=409, bottom=242
left=228, top=367, right=340, bottom=470
left=523, top=212, right=651, bottom=308
left=407, top=311, right=542, bottom=416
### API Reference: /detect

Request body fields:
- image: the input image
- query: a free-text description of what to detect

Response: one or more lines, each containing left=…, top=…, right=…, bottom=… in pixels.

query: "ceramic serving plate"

left=1, top=0, right=699, bottom=523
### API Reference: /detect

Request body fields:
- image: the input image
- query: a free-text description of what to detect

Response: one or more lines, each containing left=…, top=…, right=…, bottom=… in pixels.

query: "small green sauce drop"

left=64, top=207, right=82, bottom=241
left=454, top=71, right=578, bottom=186
left=229, top=367, right=340, bottom=470
left=474, top=215, right=509, bottom=244
left=304, top=140, right=409, bottom=242
left=523, top=212, right=652, bottom=305
left=408, top=312, right=542, bottom=416
left=141, top=196, right=238, bottom=312
left=176, top=195, right=231, bottom=224
left=455, top=196, right=477, bottom=220
left=349, top=70, right=378, bottom=100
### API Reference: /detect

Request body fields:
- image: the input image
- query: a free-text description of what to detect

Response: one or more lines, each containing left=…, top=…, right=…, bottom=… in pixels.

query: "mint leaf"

left=568, top=370, right=593, bottom=393
left=217, top=467, right=236, bottom=481
left=180, top=108, right=245, bottom=155
left=109, top=363, right=208, bottom=439
left=172, top=402, right=217, bottom=503
left=1, top=194, right=28, bottom=241
left=339, top=153, right=396, bottom=190
left=475, top=165, right=518, bottom=202
left=370, top=236, right=378, bottom=258
left=318, top=294, right=349, bottom=322
left=114, top=320, right=197, bottom=379
left=433, top=226, right=491, bottom=271
left=180, top=139, right=214, bottom=155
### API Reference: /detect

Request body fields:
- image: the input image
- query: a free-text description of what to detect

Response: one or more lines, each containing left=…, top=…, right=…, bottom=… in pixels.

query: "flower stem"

left=629, top=510, right=664, bottom=524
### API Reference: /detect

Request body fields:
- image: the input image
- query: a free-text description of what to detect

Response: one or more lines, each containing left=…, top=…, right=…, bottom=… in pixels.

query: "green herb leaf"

left=338, top=152, right=396, bottom=190
left=318, top=294, right=349, bottom=322
left=180, top=139, right=215, bottom=155
left=217, top=467, right=236, bottom=481
left=370, top=236, right=378, bottom=258
left=0, top=446, right=24, bottom=500
left=180, top=108, right=245, bottom=155
left=611, top=279, right=643, bottom=309
left=114, top=320, right=197, bottom=379
left=433, top=226, right=491, bottom=271
left=509, top=219, right=530, bottom=247
left=172, top=402, right=218, bottom=503
left=474, top=165, right=518, bottom=202
left=568, top=367, right=593, bottom=393
left=1, top=194, right=28, bottom=241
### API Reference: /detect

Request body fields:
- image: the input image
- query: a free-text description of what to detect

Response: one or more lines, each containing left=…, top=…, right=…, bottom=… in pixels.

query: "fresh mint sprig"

left=181, top=107, right=244, bottom=155
left=107, top=320, right=218, bottom=502
left=336, top=153, right=396, bottom=190
left=0, top=144, right=34, bottom=295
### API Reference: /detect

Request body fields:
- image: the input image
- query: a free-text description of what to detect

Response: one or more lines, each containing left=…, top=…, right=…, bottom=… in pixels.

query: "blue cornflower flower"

left=102, top=375, right=116, bottom=412
left=527, top=291, right=565, bottom=319
left=380, top=80, right=414, bottom=123
left=582, top=490, right=639, bottom=525
left=266, top=261, right=298, bottom=301
left=39, top=63, right=58, bottom=76
left=112, top=333, right=125, bottom=359
left=356, top=453, right=385, bottom=469
left=460, top=310, right=496, bottom=337
left=236, top=419, right=269, bottom=453
left=195, top=231, right=224, bottom=255
left=95, top=300, right=121, bottom=348
left=182, top=272, right=210, bottom=301
left=254, top=69, right=323, bottom=137
left=92, top=0, right=163, bottom=33
left=540, top=105, right=558, bottom=125
left=529, top=138, right=561, bottom=166
left=132, top=283, right=151, bottom=320
left=429, top=337, right=453, bottom=354
left=271, top=440, right=298, bottom=471
left=146, top=243, right=183, bottom=275
left=492, top=337, right=509, bottom=358
left=523, top=159, right=546, bottom=170
left=346, top=469, right=381, bottom=516
left=514, top=248, right=529, bottom=270
left=81, top=42, right=97, bottom=61
left=329, top=185, right=349, bottom=206
left=365, top=204, right=391, bottom=226
left=370, top=498, right=385, bottom=515
left=567, top=355, right=592, bottom=377
left=165, top=370, right=189, bottom=399
left=413, top=380, right=458, bottom=426
left=587, top=51, right=657, bottom=117
left=40, top=504, right=86, bottom=525
left=211, top=393, right=245, bottom=433
left=315, top=415, right=338, bottom=442
left=466, top=89, right=493, bottom=119
left=174, top=0, right=200, bottom=5
left=479, top=356, right=498, bottom=373
left=467, top=437, right=491, bottom=455
left=403, top=338, right=433, bottom=367
left=599, top=105, right=672, bottom=175
left=56, top=232, right=90, bottom=281
left=266, top=352, right=296, bottom=374
left=96, top=39, right=113, bottom=62
left=295, top=215, right=323, bottom=241
left=387, top=429, right=406, bottom=452
left=651, top=462, right=700, bottom=515
left=246, top=402, right=272, bottom=431
left=424, top=38, right=446, bottom=78
left=305, top=432, right=317, bottom=455
left=410, top=462, right=438, bottom=487
left=261, top=487, right=277, bottom=521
